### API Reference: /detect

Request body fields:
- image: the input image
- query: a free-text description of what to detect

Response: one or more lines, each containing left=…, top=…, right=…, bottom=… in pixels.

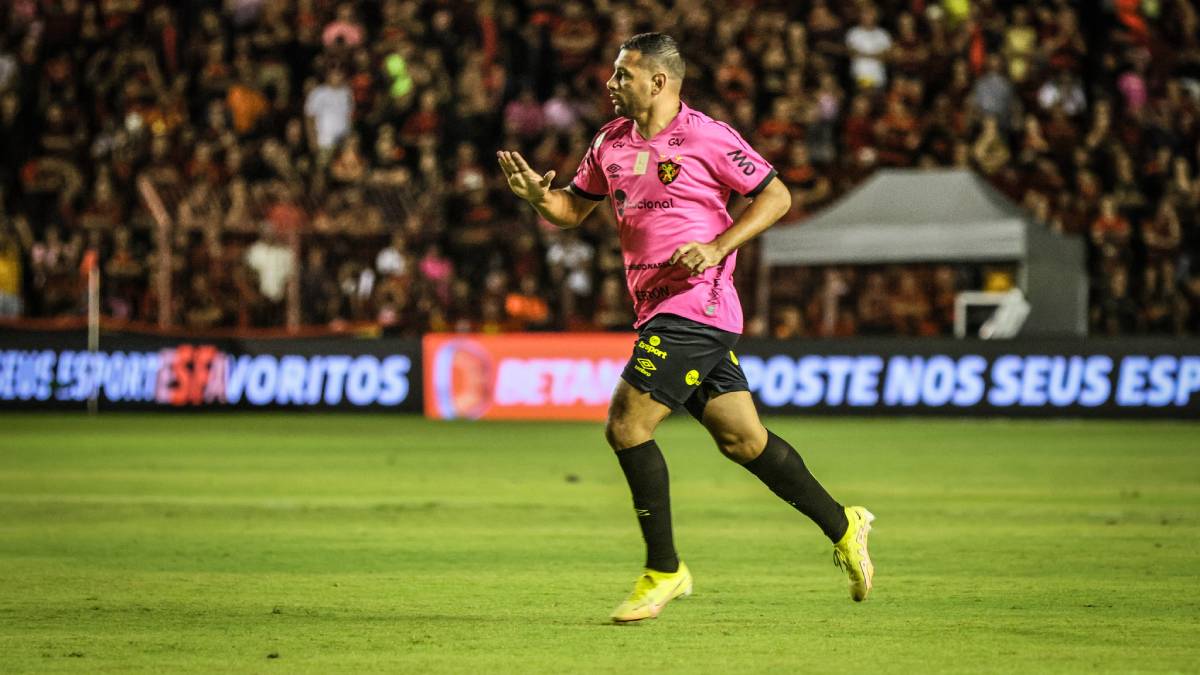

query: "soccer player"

left=497, top=33, right=874, bottom=623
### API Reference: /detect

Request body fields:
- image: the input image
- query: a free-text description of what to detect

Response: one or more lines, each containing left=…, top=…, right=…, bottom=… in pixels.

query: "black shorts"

left=620, top=313, right=750, bottom=421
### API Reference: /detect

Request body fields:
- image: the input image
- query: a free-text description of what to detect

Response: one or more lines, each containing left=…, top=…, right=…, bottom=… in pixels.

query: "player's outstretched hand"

left=670, top=241, right=725, bottom=276
left=497, top=150, right=556, bottom=204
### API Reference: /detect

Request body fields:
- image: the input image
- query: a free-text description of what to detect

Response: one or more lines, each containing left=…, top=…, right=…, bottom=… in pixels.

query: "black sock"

left=742, top=430, right=849, bottom=543
left=615, top=440, right=679, bottom=573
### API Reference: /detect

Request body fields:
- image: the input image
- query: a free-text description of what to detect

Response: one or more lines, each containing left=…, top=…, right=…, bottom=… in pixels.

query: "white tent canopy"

left=759, top=169, right=1087, bottom=336
left=763, top=169, right=1031, bottom=265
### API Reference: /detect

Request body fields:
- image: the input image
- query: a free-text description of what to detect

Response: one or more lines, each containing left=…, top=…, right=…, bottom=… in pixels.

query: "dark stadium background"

left=0, top=0, right=1197, bottom=338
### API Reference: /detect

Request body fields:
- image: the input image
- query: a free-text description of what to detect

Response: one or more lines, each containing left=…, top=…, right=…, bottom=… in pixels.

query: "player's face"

left=606, top=50, right=653, bottom=118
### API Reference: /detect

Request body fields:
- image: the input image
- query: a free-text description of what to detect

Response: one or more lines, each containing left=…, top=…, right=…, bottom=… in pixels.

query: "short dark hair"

left=619, top=32, right=685, bottom=80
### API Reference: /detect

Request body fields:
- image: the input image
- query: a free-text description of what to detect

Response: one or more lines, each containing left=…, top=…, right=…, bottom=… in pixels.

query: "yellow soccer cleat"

left=610, top=562, right=693, bottom=623
left=833, top=506, right=875, bottom=602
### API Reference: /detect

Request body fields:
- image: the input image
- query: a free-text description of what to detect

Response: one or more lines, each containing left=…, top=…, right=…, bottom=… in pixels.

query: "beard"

left=611, top=94, right=633, bottom=118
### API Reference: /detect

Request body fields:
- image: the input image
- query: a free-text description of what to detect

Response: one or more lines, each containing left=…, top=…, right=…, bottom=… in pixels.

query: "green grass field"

left=0, top=414, right=1197, bottom=673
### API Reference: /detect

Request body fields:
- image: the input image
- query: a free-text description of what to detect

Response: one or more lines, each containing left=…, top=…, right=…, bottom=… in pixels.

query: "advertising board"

left=0, top=331, right=422, bottom=411
left=734, top=339, right=1200, bottom=418
left=422, top=333, right=633, bottom=420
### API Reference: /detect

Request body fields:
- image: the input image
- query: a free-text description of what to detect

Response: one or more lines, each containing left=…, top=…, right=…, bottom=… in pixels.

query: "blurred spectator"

left=505, top=276, right=550, bottom=330
left=1037, top=71, right=1087, bottom=116
left=322, top=3, right=365, bottom=49
left=811, top=268, right=854, bottom=337
left=1003, top=6, right=1037, bottom=84
left=305, top=68, right=353, bottom=156
left=245, top=223, right=294, bottom=321
left=103, top=226, right=144, bottom=321
left=227, top=61, right=270, bottom=136
left=856, top=271, right=890, bottom=336
left=971, top=55, right=1016, bottom=128
left=845, top=6, right=891, bottom=91
left=773, top=305, right=805, bottom=339
left=504, top=87, right=545, bottom=141
left=1090, top=196, right=1132, bottom=271
left=1142, top=201, right=1182, bottom=298
left=1093, top=265, right=1139, bottom=335
left=375, top=231, right=410, bottom=278
left=891, top=269, right=933, bottom=336
left=972, top=116, right=1012, bottom=176
left=0, top=223, right=24, bottom=317
left=300, top=246, right=339, bottom=324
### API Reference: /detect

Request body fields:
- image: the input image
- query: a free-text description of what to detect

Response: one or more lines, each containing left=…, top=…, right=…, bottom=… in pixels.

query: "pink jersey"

left=569, top=101, right=776, bottom=334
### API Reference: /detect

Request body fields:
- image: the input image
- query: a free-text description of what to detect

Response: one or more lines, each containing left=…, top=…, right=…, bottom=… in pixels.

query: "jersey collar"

left=630, top=100, right=689, bottom=145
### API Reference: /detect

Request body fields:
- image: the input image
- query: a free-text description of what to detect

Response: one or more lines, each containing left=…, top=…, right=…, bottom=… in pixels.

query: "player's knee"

left=713, top=427, right=767, bottom=463
left=605, top=416, right=653, bottom=451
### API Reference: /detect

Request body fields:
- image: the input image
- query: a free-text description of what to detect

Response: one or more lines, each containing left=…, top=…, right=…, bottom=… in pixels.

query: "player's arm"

left=497, top=151, right=600, bottom=229
left=671, top=176, right=791, bottom=275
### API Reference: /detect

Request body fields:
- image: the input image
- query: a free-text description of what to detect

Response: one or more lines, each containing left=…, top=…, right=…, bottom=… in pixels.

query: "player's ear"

left=651, top=72, right=666, bottom=95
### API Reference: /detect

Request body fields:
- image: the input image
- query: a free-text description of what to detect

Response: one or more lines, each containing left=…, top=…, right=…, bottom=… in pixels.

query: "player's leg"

left=685, top=357, right=876, bottom=601
left=607, top=315, right=735, bottom=622
left=697, top=390, right=848, bottom=540
left=606, top=379, right=693, bottom=622
left=604, top=378, right=677, bottom=573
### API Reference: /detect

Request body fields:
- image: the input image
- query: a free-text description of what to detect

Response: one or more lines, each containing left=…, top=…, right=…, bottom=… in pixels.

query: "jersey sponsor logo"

left=630, top=199, right=673, bottom=210
left=726, top=149, right=757, bottom=175
left=625, top=261, right=672, bottom=271
left=613, top=190, right=673, bottom=219
left=635, top=286, right=671, bottom=302
left=658, top=159, right=681, bottom=185
left=637, top=340, right=668, bottom=359
left=685, top=369, right=701, bottom=386
left=667, top=137, right=684, bottom=147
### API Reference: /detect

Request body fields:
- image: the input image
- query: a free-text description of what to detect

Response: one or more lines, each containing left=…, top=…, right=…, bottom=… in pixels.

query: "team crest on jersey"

left=657, top=157, right=682, bottom=185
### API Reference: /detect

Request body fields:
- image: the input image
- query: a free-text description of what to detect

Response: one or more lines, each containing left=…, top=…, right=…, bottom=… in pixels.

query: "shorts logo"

left=658, top=158, right=681, bottom=185
left=729, top=351, right=739, bottom=366
left=636, top=358, right=656, bottom=372
left=648, top=336, right=661, bottom=347
left=637, top=340, right=668, bottom=359
left=685, top=370, right=700, bottom=386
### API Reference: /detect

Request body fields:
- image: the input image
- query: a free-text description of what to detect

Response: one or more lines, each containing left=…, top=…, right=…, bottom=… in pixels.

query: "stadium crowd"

left=0, top=0, right=1199, bottom=337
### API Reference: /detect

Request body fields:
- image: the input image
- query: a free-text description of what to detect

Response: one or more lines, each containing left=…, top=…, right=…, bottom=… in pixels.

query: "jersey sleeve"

left=568, top=137, right=608, bottom=202
left=706, top=123, right=778, bottom=198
